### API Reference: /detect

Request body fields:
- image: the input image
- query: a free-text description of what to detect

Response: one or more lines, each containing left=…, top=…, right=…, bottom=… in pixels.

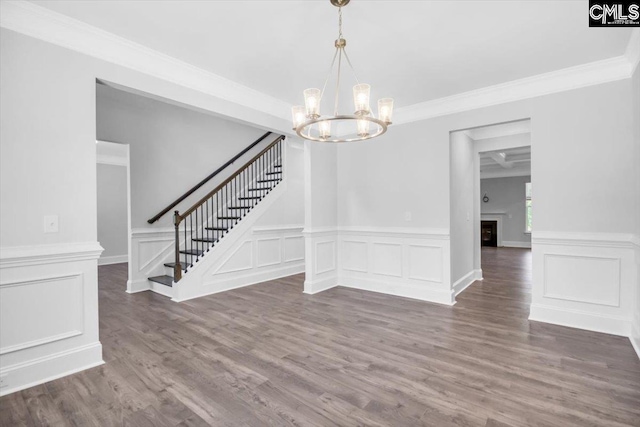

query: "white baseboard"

left=529, top=303, right=631, bottom=337
left=631, top=317, right=640, bottom=360
left=339, top=277, right=455, bottom=306
left=303, top=276, right=338, bottom=295
left=502, top=241, right=532, bottom=249
left=0, top=342, right=103, bottom=397
left=174, top=263, right=304, bottom=302
left=631, top=335, right=640, bottom=361
left=452, top=269, right=482, bottom=296
left=149, top=280, right=174, bottom=298
left=126, top=278, right=150, bottom=293
left=98, top=254, right=128, bottom=266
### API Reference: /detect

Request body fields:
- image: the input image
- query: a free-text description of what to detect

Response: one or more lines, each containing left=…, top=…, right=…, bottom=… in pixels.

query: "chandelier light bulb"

left=353, top=83, right=371, bottom=115
left=378, top=98, right=394, bottom=124
left=357, top=119, right=369, bottom=137
left=319, top=120, right=331, bottom=139
left=304, top=88, right=321, bottom=118
left=291, top=106, right=307, bottom=129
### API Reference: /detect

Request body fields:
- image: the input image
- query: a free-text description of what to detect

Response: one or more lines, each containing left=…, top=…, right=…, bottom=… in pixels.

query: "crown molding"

left=0, top=0, right=291, bottom=122
left=394, top=50, right=636, bottom=125
left=1, top=2, right=637, bottom=128
left=625, top=28, right=640, bottom=76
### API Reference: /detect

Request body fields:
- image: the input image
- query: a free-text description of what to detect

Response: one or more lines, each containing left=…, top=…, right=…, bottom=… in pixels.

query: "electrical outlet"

left=0, top=374, right=8, bottom=389
left=404, top=211, right=412, bottom=222
left=44, top=215, right=59, bottom=233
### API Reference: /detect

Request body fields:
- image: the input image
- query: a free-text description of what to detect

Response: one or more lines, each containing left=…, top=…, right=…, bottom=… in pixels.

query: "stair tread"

left=180, top=249, right=203, bottom=256
left=257, top=179, right=280, bottom=183
left=274, top=164, right=282, bottom=168
left=228, top=206, right=251, bottom=210
left=205, top=226, right=228, bottom=231
left=247, top=188, right=271, bottom=191
left=192, top=237, right=217, bottom=243
left=164, top=262, right=188, bottom=271
left=266, top=171, right=281, bottom=175
left=148, top=275, right=173, bottom=287
left=218, top=216, right=241, bottom=220
left=239, top=196, right=262, bottom=200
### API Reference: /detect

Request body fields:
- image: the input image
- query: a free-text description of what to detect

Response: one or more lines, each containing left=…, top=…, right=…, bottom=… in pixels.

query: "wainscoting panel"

left=336, top=228, right=453, bottom=305
left=128, top=228, right=176, bottom=294
left=216, top=240, right=253, bottom=274
left=371, top=243, right=403, bottom=278
left=0, top=273, right=84, bottom=355
left=256, top=238, right=281, bottom=267
left=407, top=244, right=443, bottom=283
left=0, top=242, right=104, bottom=396
left=543, top=254, right=620, bottom=307
left=303, top=228, right=339, bottom=295
left=283, top=236, right=304, bottom=263
left=342, top=240, right=367, bottom=273
left=530, top=232, right=636, bottom=337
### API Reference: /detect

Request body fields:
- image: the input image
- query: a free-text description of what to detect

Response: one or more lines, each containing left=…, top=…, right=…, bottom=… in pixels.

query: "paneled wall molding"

left=0, top=242, right=103, bottom=268
left=2, top=2, right=637, bottom=132
left=530, top=230, right=637, bottom=338
left=0, top=242, right=103, bottom=395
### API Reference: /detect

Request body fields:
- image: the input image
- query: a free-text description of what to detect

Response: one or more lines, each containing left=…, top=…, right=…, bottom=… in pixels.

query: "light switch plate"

left=44, top=215, right=59, bottom=233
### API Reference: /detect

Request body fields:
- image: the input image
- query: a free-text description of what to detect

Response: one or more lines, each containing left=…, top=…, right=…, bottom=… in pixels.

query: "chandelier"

left=291, top=0, right=394, bottom=143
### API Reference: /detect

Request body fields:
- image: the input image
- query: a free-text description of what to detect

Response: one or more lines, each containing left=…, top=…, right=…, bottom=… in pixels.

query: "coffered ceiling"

left=26, top=0, right=636, bottom=112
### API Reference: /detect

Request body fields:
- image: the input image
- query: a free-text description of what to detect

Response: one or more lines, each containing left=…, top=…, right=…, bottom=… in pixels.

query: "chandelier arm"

left=341, top=47, right=361, bottom=85
left=319, top=47, right=340, bottom=104
left=334, top=47, right=343, bottom=116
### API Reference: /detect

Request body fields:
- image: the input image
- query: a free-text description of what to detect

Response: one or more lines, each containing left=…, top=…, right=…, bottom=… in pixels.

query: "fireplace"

left=481, top=220, right=498, bottom=247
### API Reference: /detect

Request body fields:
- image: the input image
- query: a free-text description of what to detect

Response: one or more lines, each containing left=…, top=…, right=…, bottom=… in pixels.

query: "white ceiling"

left=480, top=146, right=531, bottom=179
left=29, top=0, right=634, bottom=110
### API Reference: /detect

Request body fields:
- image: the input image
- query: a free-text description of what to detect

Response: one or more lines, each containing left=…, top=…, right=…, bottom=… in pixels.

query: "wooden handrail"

left=177, top=134, right=285, bottom=222
left=147, top=131, right=274, bottom=224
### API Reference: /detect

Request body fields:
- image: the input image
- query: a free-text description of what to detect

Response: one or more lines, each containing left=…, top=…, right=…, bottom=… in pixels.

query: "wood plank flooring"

left=2, top=247, right=639, bottom=426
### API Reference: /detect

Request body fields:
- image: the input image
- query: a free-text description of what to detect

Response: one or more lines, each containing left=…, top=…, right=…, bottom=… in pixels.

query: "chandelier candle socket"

left=292, top=0, right=393, bottom=143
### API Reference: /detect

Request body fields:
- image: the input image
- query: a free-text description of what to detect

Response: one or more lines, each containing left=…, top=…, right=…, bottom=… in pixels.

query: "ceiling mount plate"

left=330, top=0, right=350, bottom=7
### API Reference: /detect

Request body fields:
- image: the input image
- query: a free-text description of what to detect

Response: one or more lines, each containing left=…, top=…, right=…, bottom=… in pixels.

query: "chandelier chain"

left=338, top=6, right=343, bottom=39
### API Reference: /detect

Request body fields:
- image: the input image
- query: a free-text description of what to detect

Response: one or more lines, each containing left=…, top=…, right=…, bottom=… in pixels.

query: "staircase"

left=147, top=133, right=285, bottom=289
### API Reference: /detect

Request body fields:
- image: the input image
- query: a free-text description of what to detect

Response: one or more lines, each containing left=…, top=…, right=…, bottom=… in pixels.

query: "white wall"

left=0, top=26, right=292, bottom=395
left=632, top=63, right=640, bottom=357
left=96, top=164, right=128, bottom=264
left=303, top=141, right=339, bottom=295
left=480, top=175, right=532, bottom=247
left=450, top=132, right=476, bottom=288
left=96, top=84, right=267, bottom=230
left=333, top=75, right=637, bottom=336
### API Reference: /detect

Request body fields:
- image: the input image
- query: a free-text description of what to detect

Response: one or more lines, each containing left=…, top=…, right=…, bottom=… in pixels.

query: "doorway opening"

left=96, top=140, right=131, bottom=286
left=449, top=119, right=532, bottom=298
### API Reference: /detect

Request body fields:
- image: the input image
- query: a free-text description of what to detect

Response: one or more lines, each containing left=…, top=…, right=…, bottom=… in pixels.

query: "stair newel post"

left=174, top=210, right=182, bottom=282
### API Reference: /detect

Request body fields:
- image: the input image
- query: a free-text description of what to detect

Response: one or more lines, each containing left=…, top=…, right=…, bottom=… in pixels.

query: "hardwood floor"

left=2, top=248, right=639, bottom=426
